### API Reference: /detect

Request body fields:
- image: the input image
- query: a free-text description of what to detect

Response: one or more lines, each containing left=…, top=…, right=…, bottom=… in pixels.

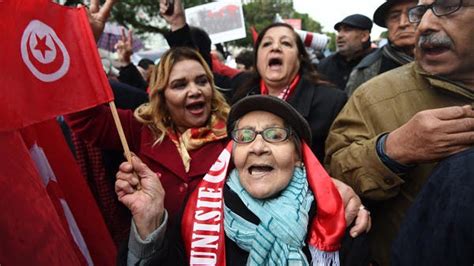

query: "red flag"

left=20, top=119, right=117, bottom=265
left=250, top=26, right=258, bottom=45
left=0, top=0, right=113, bottom=131
left=0, top=130, right=83, bottom=265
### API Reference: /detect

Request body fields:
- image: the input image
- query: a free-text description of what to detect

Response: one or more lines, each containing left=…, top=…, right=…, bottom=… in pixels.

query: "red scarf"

left=181, top=141, right=346, bottom=265
left=167, top=115, right=227, bottom=172
left=260, top=74, right=301, bottom=101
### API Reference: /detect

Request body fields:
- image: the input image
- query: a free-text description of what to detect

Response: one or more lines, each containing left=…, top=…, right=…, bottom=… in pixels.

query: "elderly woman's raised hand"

left=84, top=0, right=117, bottom=41
left=332, top=178, right=371, bottom=237
left=159, top=0, right=186, bottom=31
left=115, top=156, right=165, bottom=239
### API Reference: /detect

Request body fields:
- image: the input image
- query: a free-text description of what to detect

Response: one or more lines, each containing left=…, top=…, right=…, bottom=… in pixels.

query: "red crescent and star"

left=26, top=32, right=64, bottom=75
left=34, top=34, right=51, bottom=59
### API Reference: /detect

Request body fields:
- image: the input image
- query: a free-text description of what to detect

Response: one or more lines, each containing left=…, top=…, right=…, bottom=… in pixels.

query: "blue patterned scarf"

left=224, top=167, right=314, bottom=265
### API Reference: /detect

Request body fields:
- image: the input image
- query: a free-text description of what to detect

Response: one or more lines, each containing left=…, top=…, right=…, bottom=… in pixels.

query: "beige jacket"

left=325, top=62, right=474, bottom=265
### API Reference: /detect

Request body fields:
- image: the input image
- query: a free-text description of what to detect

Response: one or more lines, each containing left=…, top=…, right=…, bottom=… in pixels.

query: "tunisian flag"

left=23, top=119, right=117, bottom=265
left=0, top=0, right=117, bottom=264
left=1, top=119, right=117, bottom=265
left=0, top=130, right=84, bottom=265
left=0, top=0, right=113, bottom=131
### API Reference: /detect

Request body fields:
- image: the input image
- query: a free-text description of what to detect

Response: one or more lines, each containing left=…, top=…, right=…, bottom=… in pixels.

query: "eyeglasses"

left=231, top=127, right=291, bottom=144
left=408, top=0, right=474, bottom=23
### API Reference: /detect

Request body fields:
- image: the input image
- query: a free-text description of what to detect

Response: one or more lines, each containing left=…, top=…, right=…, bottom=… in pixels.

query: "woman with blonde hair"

left=134, top=47, right=229, bottom=145
left=67, top=47, right=230, bottom=226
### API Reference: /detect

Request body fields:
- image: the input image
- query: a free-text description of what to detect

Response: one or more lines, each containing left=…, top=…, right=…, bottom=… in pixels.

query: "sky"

left=293, top=0, right=387, bottom=39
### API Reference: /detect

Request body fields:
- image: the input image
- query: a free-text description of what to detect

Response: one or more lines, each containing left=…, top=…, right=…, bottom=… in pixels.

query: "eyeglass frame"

left=408, top=0, right=474, bottom=23
left=231, top=127, right=292, bottom=144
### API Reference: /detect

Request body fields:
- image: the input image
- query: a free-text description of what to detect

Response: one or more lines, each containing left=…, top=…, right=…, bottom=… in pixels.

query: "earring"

left=299, top=161, right=306, bottom=170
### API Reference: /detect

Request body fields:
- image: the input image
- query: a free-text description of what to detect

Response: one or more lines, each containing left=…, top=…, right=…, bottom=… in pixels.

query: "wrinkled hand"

left=115, top=28, right=133, bottom=65
left=115, top=156, right=165, bottom=239
left=332, top=178, right=371, bottom=237
left=159, top=0, right=186, bottom=31
left=84, top=0, right=116, bottom=41
left=386, top=105, right=474, bottom=164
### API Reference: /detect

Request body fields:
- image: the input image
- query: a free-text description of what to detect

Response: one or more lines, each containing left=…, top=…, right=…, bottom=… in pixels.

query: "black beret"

left=334, top=14, right=373, bottom=32
left=227, top=95, right=312, bottom=145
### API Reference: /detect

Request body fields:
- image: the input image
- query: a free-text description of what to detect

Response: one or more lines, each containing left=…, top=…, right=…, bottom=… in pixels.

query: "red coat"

left=66, top=106, right=227, bottom=225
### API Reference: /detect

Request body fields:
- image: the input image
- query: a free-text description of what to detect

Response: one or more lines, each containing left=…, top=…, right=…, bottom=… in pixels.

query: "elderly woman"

left=231, top=23, right=347, bottom=162
left=116, top=95, right=369, bottom=265
left=66, top=47, right=230, bottom=225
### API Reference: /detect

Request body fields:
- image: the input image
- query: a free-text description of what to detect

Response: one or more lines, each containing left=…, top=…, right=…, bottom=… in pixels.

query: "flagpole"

left=108, top=101, right=141, bottom=189
left=108, top=101, right=131, bottom=160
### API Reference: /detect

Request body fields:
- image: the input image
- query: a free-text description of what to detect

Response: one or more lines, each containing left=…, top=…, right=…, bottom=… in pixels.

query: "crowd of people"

left=58, top=0, right=474, bottom=265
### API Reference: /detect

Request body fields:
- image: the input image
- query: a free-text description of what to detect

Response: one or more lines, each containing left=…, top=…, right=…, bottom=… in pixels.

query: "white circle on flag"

left=21, top=20, right=70, bottom=82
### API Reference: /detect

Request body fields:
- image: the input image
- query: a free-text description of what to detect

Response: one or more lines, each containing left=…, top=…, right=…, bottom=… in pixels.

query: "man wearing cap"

left=325, top=0, right=474, bottom=264
left=345, top=0, right=417, bottom=96
left=317, top=14, right=375, bottom=90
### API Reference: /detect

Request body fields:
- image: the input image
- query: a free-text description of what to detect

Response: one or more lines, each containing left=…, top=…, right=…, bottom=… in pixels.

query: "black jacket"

left=317, top=51, right=375, bottom=90
left=392, top=148, right=474, bottom=266
left=117, top=64, right=149, bottom=91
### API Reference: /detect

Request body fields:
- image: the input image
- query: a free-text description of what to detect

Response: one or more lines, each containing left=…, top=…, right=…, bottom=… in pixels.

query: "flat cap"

left=334, top=14, right=373, bottom=32
left=227, top=95, right=312, bottom=145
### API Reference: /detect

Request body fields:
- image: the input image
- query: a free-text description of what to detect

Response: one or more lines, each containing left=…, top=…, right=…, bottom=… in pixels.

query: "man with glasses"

left=325, top=0, right=474, bottom=264
left=345, top=0, right=417, bottom=96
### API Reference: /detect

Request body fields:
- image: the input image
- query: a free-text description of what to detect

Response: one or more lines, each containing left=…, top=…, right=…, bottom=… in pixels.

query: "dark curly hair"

left=232, top=23, right=327, bottom=103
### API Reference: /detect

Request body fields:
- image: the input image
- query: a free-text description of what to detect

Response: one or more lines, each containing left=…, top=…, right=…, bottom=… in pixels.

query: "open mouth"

left=248, top=164, right=274, bottom=176
left=419, top=36, right=451, bottom=57
left=268, top=58, right=283, bottom=69
left=421, top=44, right=450, bottom=56
left=186, top=101, right=206, bottom=115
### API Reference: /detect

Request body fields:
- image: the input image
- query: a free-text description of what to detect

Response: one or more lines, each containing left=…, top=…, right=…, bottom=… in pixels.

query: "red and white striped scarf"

left=260, top=74, right=301, bottom=100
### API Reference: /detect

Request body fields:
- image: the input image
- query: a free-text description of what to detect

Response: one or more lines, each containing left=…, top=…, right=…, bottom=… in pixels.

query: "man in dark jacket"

left=345, top=0, right=417, bottom=96
left=317, top=14, right=375, bottom=90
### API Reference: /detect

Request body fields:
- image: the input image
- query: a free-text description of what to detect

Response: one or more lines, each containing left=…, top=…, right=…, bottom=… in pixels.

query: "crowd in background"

left=42, top=0, right=474, bottom=265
